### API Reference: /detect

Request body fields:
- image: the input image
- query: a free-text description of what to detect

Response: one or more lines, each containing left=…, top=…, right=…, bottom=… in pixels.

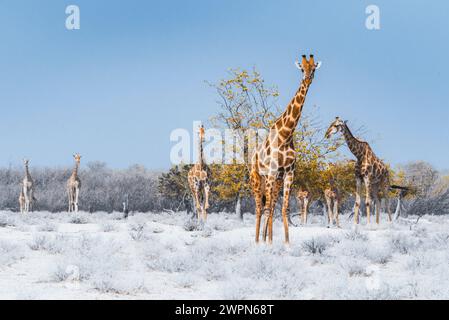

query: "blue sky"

left=0, top=0, right=448, bottom=170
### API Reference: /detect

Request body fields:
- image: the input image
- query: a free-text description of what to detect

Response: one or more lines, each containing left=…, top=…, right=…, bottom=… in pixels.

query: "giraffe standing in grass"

left=188, top=125, right=210, bottom=221
left=250, top=54, right=321, bottom=244
left=67, top=154, right=82, bottom=213
left=325, top=118, right=392, bottom=224
left=21, top=159, right=34, bottom=213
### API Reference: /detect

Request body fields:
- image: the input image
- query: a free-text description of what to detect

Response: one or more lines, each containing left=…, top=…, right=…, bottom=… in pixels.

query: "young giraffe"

left=325, top=118, right=392, bottom=224
left=67, top=154, right=82, bottom=213
left=296, top=188, right=311, bottom=225
left=250, top=54, right=321, bottom=244
left=21, top=159, right=35, bottom=213
left=188, top=125, right=210, bottom=221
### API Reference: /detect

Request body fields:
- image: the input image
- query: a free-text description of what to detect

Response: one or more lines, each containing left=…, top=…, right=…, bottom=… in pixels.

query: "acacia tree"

left=208, top=68, right=280, bottom=218
left=209, top=68, right=348, bottom=217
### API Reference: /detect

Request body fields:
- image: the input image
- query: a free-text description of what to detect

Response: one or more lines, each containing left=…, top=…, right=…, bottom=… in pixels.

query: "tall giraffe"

left=325, top=118, right=392, bottom=224
left=188, top=125, right=210, bottom=221
left=250, top=54, right=321, bottom=244
left=67, top=154, right=82, bottom=213
left=21, top=159, right=34, bottom=213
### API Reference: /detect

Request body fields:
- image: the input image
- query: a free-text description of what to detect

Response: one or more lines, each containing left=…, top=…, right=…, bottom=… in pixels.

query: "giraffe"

left=67, top=154, right=82, bottom=213
left=323, top=163, right=342, bottom=227
left=250, top=54, right=321, bottom=244
left=296, top=188, right=311, bottom=225
left=325, top=117, right=392, bottom=224
left=188, top=125, right=210, bottom=221
left=21, top=159, right=34, bottom=213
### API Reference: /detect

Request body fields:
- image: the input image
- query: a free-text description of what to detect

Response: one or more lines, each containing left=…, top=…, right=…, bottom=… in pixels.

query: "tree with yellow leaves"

left=209, top=68, right=348, bottom=217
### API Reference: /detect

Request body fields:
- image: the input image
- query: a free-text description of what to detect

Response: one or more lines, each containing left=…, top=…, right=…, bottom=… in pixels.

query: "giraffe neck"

left=197, top=137, right=204, bottom=168
left=71, top=162, right=79, bottom=178
left=272, top=79, right=311, bottom=142
left=342, top=124, right=365, bottom=159
left=24, top=165, right=31, bottom=180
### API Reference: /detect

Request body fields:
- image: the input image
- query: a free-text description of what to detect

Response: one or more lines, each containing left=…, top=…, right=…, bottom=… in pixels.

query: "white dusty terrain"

left=0, top=210, right=449, bottom=300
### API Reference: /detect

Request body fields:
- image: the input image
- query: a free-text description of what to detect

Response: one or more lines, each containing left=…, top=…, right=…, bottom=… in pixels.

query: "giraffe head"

left=198, top=125, right=205, bottom=141
left=325, top=117, right=346, bottom=139
left=295, top=54, right=321, bottom=84
left=23, top=159, right=30, bottom=166
left=73, top=153, right=82, bottom=164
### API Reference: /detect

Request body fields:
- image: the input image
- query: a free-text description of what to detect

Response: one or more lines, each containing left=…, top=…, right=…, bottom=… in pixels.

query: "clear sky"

left=1, top=0, right=448, bottom=170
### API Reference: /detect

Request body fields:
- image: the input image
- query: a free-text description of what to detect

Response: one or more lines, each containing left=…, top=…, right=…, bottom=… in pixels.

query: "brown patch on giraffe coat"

left=291, top=105, right=301, bottom=119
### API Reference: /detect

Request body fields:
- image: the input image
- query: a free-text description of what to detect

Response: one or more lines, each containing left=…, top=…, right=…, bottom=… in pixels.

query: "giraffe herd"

left=18, top=154, right=82, bottom=214
left=189, top=53, right=401, bottom=244
left=14, top=52, right=401, bottom=246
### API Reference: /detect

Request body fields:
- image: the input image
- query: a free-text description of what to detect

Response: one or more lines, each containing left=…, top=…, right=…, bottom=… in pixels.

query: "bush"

left=302, top=236, right=336, bottom=255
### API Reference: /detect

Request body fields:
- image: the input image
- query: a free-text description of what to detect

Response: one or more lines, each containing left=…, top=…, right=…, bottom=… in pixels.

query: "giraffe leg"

left=250, top=170, right=263, bottom=243
left=194, top=185, right=202, bottom=220
left=68, top=189, right=72, bottom=212
left=189, top=178, right=202, bottom=220
left=385, top=195, right=393, bottom=222
left=203, top=182, right=210, bottom=221
left=281, top=172, right=294, bottom=244
left=267, top=180, right=282, bottom=240
left=334, top=198, right=340, bottom=228
left=29, top=190, right=34, bottom=212
left=301, top=198, right=306, bottom=225
left=354, top=178, right=362, bottom=224
left=303, top=196, right=309, bottom=225
left=364, top=177, right=372, bottom=225
left=23, top=187, right=29, bottom=214
left=375, top=195, right=381, bottom=224
left=75, top=187, right=80, bottom=213
left=263, top=175, right=276, bottom=244
left=325, top=195, right=333, bottom=226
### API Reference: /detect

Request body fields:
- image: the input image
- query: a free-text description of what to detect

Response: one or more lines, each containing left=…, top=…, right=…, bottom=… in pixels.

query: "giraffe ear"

left=344, top=120, right=348, bottom=125
left=315, top=61, right=322, bottom=69
left=294, top=60, right=302, bottom=70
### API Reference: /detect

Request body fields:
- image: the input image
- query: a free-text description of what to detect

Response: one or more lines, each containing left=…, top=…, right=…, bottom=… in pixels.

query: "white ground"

left=0, top=210, right=449, bottom=299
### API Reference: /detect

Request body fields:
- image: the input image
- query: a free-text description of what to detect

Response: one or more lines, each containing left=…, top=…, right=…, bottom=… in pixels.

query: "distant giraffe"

left=67, top=154, right=82, bottom=213
left=324, top=184, right=340, bottom=227
left=21, top=159, right=34, bottom=213
left=325, top=118, right=392, bottom=224
left=323, top=163, right=342, bottom=227
left=188, top=125, right=210, bottom=221
left=296, top=188, right=311, bottom=225
left=250, top=54, right=321, bottom=244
